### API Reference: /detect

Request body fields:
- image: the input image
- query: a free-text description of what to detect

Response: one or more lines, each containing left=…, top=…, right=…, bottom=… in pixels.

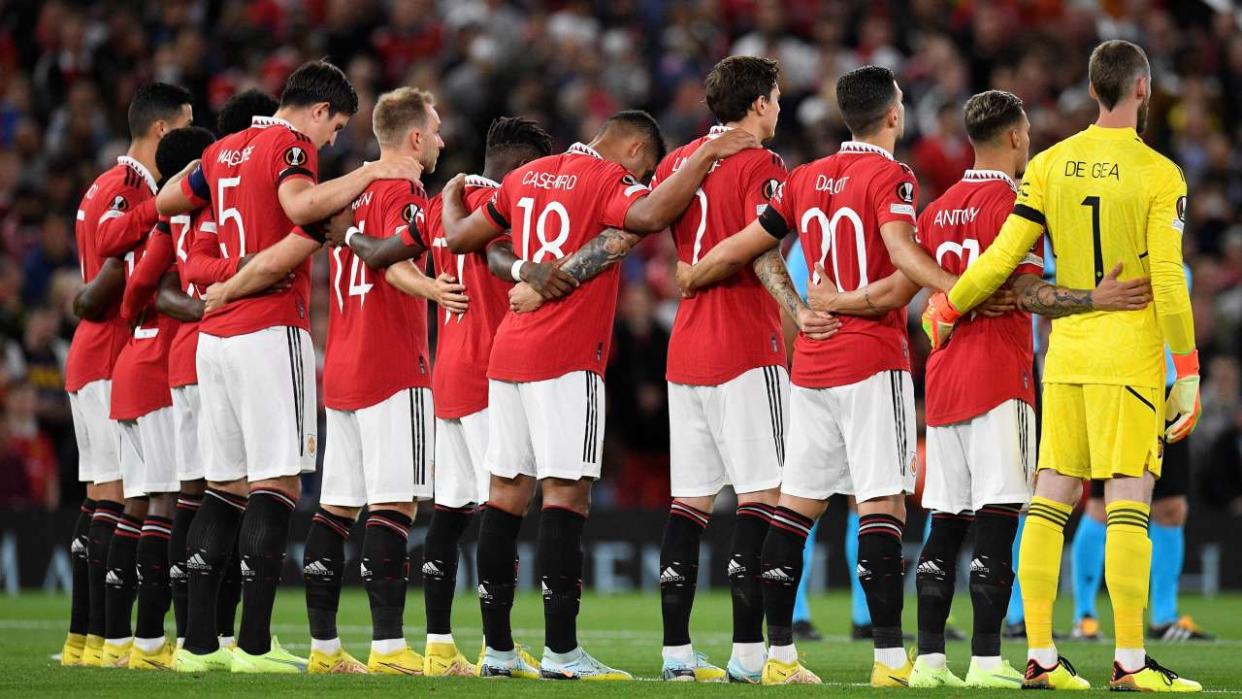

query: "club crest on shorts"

left=306, top=434, right=317, bottom=457
left=284, top=146, right=308, bottom=167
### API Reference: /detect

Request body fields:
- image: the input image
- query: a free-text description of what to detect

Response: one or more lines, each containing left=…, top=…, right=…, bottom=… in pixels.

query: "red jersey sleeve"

left=271, top=132, right=318, bottom=187
left=743, top=151, right=788, bottom=223
left=757, top=169, right=795, bottom=239
left=386, top=184, right=430, bottom=249
left=185, top=218, right=241, bottom=286
left=180, top=165, right=210, bottom=208
left=875, top=163, right=919, bottom=228
left=121, top=221, right=175, bottom=321
left=597, top=167, right=650, bottom=229
left=482, top=174, right=515, bottom=231
left=96, top=183, right=160, bottom=258
left=409, top=194, right=442, bottom=249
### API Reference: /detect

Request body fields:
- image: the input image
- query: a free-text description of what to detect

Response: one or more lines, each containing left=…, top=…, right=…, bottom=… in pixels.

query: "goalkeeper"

left=923, top=40, right=1201, bottom=693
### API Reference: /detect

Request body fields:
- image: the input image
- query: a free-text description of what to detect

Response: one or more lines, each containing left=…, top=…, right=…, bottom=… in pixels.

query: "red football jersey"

left=111, top=221, right=175, bottom=420
left=323, top=179, right=432, bottom=410
left=759, top=141, right=919, bottom=389
left=181, top=116, right=319, bottom=337
left=424, top=177, right=512, bottom=418
left=66, top=157, right=159, bottom=392
left=919, top=169, right=1043, bottom=425
left=167, top=212, right=224, bottom=388
left=658, top=127, right=788, bottom=385
left=482, top=143, right=650, bottom=382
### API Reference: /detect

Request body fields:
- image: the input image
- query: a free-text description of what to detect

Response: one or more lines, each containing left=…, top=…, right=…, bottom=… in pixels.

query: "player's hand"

left=521, top=258, right=578, bottom=299
left=921, top=291, right=962, bottom=350
left=1091, top=262, right=1152, bottom=311
left=675, top=261, right=695, bottom=298
left=203, top=282, right=230, bottom=313
left=443, top=173, right=466, bottom=200
left=433, top=273, right=469, bottom=314
left=977, top=287, right=1017, bottom=317
left=508, top=282, right=543, bottom=314
left=807, top=264, right=837, bottom=312
left=323, top=207, right=355, bottom=247
left=1166, top=349, right=1201, bottom=443
left=367, top=156, right=423, bottom=184
left=701, top=128, right=760, bottom=161
left=797, top=307, right=840, bottom=341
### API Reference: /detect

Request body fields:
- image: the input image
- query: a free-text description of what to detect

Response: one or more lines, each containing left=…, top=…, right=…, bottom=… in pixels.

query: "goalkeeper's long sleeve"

left=948, top=214, right=1043, bottom=313
left=1147, top=176, right=1195, bottom=355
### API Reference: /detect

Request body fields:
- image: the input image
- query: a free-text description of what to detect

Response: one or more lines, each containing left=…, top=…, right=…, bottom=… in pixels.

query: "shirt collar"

left=840, top=140, right=894, bottom=160
left=963, top=169, right=1017, bottom=192
left=1086, top=124, right=1140, bottom=140
left=252, top=115, right=295, bottom=130
left=465, top=174, right=500, bottom=188
left=708, top=124, right=733, bottom=136
left=567, top=142, right=603, bottom=159
left=117, top=156, right=157, bottom=194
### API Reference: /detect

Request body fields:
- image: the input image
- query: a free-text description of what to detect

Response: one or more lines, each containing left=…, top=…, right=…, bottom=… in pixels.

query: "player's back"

left=167, top=212, right=209, bottom=390
left=485, top=143, right=650, bottom=382
left=66, top=157, right=157, bottom=392
left=919, top=171, right=1039, bottom=425
left=768, top=142, right=918, bottom=388
left=660, top=129, right=787, bottom=385
left=323, top=178, right=431, bottom=410
left=428, top=178, right=511, bottom=418
left=111, top=218, right=176, bottom=421
left=1027, top=125, right=1183, bottom=388
left=197, top=117, right=316, bottom=337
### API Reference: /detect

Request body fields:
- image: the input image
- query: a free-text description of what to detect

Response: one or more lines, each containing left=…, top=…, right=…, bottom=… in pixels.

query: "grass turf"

left=4, top=590, right=1241, bottom=696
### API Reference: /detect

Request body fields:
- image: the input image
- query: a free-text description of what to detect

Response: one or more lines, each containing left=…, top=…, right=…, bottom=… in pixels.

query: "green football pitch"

left=4, top=590, right=1241, bottom=696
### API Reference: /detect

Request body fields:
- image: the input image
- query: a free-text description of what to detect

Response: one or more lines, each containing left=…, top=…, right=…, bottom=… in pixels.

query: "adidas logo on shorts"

left=659, top=567, right=685, bottom=584
left=185, top=553, right=210, bottom=571
left=760, top=568, right=792, bottom=582
left=303, top=560, right=331, bottom=576
left=727, top=559, right=745, bottom=577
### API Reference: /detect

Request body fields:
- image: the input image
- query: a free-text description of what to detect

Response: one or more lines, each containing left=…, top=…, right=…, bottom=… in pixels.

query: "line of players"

left=57, top=46, right=1199, bottom=690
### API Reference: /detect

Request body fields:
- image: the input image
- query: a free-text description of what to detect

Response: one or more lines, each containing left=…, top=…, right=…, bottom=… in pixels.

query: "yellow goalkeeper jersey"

left=949, top=124, right=1192, bottom=389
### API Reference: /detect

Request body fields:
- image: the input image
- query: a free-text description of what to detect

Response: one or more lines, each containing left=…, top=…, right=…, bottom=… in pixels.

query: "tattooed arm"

left=1011, top=263, right=1152, bottom=317
left=559, top=228, right=642, bottom=282
left=752, top=248, right=839, bottom=339
left=501, top=228, right=639, bottom=314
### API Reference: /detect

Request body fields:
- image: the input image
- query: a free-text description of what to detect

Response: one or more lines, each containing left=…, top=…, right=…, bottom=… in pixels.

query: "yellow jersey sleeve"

left=948, top=153, right=1047, bottom=311
left=1147, top=162, right=1194, bottom=354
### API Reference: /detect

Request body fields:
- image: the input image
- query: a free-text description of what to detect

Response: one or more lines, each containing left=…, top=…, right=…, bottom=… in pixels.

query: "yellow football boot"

left=1110, top=656, right=1202, bottom=692
left=761, top=656, right=821, bottom=685
left=424, top=642, right=476, bottom=677
left=128, top=640, right=176, bottom=670
left=1023, top=655, right=1090, bottom=690
left=100, top=639, right=132, bottom=668
left=367, top=645, right=425, bottom=676
left=307, top=646, right=368, bottom=674
left=871, top=657, right=914, bottom=688
left=60, top=633, right=86, bottom=666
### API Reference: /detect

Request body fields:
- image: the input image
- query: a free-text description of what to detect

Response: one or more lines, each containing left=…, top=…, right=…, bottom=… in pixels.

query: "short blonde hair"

left=372, top=87, right=435, bottom=147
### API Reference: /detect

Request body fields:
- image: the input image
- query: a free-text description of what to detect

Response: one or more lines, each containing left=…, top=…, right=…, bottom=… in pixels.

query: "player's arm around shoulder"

left=946, top=155, right=1049, bottom=314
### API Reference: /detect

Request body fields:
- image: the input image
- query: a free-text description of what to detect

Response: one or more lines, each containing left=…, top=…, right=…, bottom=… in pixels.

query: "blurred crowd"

left=0, top=0, right=1240, bottom=512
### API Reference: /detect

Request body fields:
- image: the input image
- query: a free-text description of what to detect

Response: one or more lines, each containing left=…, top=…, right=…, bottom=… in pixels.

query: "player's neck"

left=377, top=148, right=425, bottom=183
left=851, top=130, right=897, bottom=156
left=971, top=152, right=1017, bottom=181
left=722, top=118, right=766, bottom=142
left=273, top=106, right=309, bottom=135
left=1095, top=104, right=1139, bottom=130
left=126, top=139, right=160, bottom=181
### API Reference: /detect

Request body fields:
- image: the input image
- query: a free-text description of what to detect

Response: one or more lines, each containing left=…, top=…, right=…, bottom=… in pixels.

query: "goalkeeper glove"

left=921, top=291, right=962, bottom=350
left=1165, top=349, right=1201, bottom=443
